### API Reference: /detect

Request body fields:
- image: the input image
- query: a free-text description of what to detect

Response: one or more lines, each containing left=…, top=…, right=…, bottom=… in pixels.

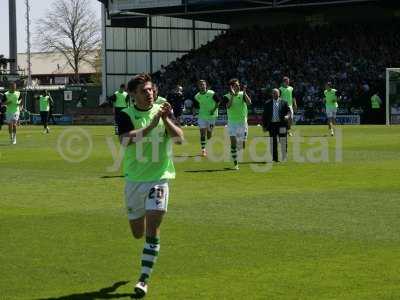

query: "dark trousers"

left=40, top=111, right=49, bottom=128
left=0, top=113, right=4, bottom=129
left=173, top=110, right=182, bottom=124
left=114, top=107, right=125, bottom=135
left=48, top=109, right=57, bottom=125
left=268, top=123, right=288, bottom=162
left=371, top=108, right=383, bottom=124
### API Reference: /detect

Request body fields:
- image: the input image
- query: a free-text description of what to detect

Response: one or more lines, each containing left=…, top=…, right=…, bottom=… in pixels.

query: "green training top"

left=371, top=94, right=382, bottom=109
left=324, top=89, right=339, bottom=109
left=39, top=95, right=50, bottom=112
left=114, top=91, right=128, bottom=108
left=155, top=96, right=167, bottom=104
left=194, top=90, right=218, bottom=121
left=225, top=91, right=248, bottom=124
left=122, top=104, right=175, bottom=182
left=279, top=86, right=294, bottom=106
left=5, top=91, right=21, bottom=114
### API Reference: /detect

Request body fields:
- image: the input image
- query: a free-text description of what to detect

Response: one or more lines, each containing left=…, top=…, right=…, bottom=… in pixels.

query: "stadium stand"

left=153, top=20, right=400, bottom=119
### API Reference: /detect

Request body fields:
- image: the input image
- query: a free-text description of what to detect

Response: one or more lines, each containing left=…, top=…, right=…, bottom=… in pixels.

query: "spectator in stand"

left=184, top=98, right=194, bottom=115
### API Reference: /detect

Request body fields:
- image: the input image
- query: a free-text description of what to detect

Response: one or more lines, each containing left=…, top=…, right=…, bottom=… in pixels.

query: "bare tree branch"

left=35, top=0, right=100, bottom=83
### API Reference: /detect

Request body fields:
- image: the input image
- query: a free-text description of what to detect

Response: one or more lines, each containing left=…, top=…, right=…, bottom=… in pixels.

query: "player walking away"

left=48, top=92, right=57, bottom=125
left=370, top=91, right=383, bottom=124
left=154, top=84, right=167, bottom=105
left=116, top=74, right=184, bottom=298
left=4, top=82, right=22, bottom=144
left=38, top=90, right=51, bottom=133
left=224, top=79, right=251, bottom=170
left=109, top=84, right=129, bottom=135
left=194, top=80, right=219, bottom=157
left=323, top=82, right=339, bottom=136
left=279, top=76, right=297, bottom=136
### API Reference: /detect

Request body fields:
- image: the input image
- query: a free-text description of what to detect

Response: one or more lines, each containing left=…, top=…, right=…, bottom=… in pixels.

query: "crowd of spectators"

left=153, top=20, right=400, bottom=117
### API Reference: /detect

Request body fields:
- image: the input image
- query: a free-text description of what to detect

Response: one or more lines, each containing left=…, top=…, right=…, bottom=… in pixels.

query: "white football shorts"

left=124, top=180, right=169, bottom=220
left=228, top=122, right=248, bottom=141
left=198, top=118, right=216, bottom=131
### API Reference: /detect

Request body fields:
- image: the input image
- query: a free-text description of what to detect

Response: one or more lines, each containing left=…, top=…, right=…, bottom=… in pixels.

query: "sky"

left=0, top=0, right=102, bottom=57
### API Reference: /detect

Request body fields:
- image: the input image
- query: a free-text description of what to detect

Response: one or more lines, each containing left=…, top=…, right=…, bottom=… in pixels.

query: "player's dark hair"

left=229, top=78, right=239, bottom=86
left=120, top=83, right=125, bottom=89
left=127, top=74, right=152, bottom=93
left=198, top=79, right=207, bottom=86
left=283, top=76, right=289, bottom=81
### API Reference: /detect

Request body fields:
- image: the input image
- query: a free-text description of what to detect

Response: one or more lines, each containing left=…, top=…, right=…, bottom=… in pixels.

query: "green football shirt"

left=5, top=91, right=21, bottom=114
left=155, top=96, right=167, bottom=104
left=324, top=89, right=339, bottom=109
left=225, top=91, right=248, bottom=124
left=122, top=104, right=175, bottom=182
left=114, top=91, right=128, bottom=108
left=279, top=86, right=294, bottom=106
left=371, top=94, right=382, bottom=109
left=39, top=95, right=50, bottom=112
left=194, top=90, right=218, bottom=121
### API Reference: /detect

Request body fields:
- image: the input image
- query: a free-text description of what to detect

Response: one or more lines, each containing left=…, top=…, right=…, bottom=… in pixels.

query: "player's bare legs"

left=129, top=217, right=145, bottom=239
left=207, top=127, right=213, bottom=140
left=230, top=135, right=239, bottom=169
left=328, top=117, right=335, bottom=136
left=200, top=127, right=207, bottom=156
left=8, top=123, right=13, bottom=141
left=145, top=211, right=164, bottom=238
left=9, top=120, right=17, bottom=144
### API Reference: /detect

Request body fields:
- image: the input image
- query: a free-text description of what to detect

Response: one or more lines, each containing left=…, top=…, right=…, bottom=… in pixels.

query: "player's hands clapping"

left=149, top=103, right=173, bottom=129
left=149, top=111, right=162, bottom=129
left=160, top=102, right=172, bottom=119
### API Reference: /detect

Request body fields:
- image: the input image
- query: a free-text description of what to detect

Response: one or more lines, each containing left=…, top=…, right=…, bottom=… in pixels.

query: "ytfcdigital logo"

left=56, top=127, right=343, bottom=172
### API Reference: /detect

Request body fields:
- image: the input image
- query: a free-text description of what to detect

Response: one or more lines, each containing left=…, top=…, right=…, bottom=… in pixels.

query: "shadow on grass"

left=253, top=134, right=329, bottom=138
left=184, top=167, right=236, bottom=173
left=295, top=134, right=329, bottom=137
left=100, top=175, right=125, bottom=179
left=174, top=154, right=202, bottom=158
left=239, top=161, right=268, bottom=165
left=184, top=161, right=272, bottom=173
left=38, top=281, right=133, bottom=300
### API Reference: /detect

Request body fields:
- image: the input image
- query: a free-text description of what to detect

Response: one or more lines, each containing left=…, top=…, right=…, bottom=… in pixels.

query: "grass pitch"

left=0, top=125, right=399, bottom=300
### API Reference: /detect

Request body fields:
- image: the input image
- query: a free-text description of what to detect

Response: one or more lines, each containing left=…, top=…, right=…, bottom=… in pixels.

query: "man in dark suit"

left=167, top=85, right=185, bottom=121
left=262, top=88, right=291, bottom=162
